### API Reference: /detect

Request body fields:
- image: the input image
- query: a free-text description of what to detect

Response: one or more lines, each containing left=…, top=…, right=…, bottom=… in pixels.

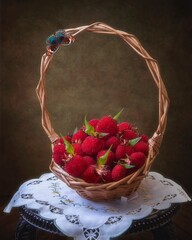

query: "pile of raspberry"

left=53, top=112, right=149, bottom=184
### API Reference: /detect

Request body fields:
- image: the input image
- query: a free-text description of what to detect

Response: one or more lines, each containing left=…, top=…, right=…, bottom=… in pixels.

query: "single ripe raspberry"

left=115, top=144, right=134, bottom=160
left=72, top=129, right=87, bottom=143
left=134, top=141, right=149, bottom=156
left=122, top=129, right=138, bottom=140
left=117, top=122, right=131, bottom=133
left=130, top=152, right=146, bottom=169
left=81, top=136, right=103, bottom=156
left=64, top=155, right=87, bottom=178
left=83, top=156, right=95, bottom=166
left=106, top=136, right=120, bottom=151
left=100, top=139, right=106, bottom=149
left=72, top=143, right=84, bottom=156
left=58, top=136, right=72, bottom=144
left=81, top=119, right=99, bottom=131
left=89, top=119, right=99, bottom=128
left=96, top=116, right=118, bottom=138
left=97, top=150, right=115, bottom=167
left=141, top=134, right=149, bottom=143
left=112, top=165, right=127, bottom=182
left=53, top=144, right=66, bottom=165
left=102, top=170, right=112, bottom=183
left=53, top=153, right=64, bottom=166
left=82, top=165, right=101, bottom=183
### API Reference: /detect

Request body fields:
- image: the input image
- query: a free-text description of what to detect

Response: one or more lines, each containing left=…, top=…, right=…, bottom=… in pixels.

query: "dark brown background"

left=1, top=0, right=192, bottom=228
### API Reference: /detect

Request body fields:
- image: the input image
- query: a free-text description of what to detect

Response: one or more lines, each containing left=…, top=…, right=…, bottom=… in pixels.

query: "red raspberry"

left=96, top=116, right=118, bottom=138
left=53, top=153, right=64, bottom=166
left=100, top=139, right=106, bottom=149
left=141, top=134, right=149, bottom=143
left=81, top=119, right=99, bottom=132
left=134, top=141, right=149, bottom=156
left=72, top=130, right=87, bottom=143
left=117, top=122, right=131, bottom=133
left=102, top=170, right=112, bottom=183
left=130, top=152, right=146, bottom=169
left=112, top=165, right=127, bottom=182
left=89, top=119, right=99, bottom=128
left=53, top=144, right=66, bottom=165
left=58, top=136, right=72, bottom=144
left=83, top=156, right=95, bottom=166
left=115, top=145, right=134, bottom=160
left=64, top=155, right=87, bottom=178
left=106, top=136, right=120, bottom=151
left=82, top=165, right=101, bottom=183
left=81, top=136, right=103, bottom=156
left=122, top=129, right=138, bottom=140
left=72, top=143, right=84, bottom=156
left=97, top=150, right=115, bottom=167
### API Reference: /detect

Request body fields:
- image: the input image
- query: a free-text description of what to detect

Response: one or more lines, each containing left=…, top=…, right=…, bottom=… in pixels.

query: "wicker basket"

left=36, top=22, right=169, bottom=201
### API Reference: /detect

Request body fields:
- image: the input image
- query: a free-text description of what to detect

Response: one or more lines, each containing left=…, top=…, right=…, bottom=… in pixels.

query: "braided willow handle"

left=36, top=22, right=169, bottom=156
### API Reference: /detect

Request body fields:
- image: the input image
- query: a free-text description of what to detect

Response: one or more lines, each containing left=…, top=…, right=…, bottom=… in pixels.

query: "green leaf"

left=84, top=116, right=95, bottom=136
left=97, top=146, right=112, bottom=166
left=60, top=134, right=75, bottom=156
left=113, top=108, right=124, bottom=121
left=129, top=137, right=141, bottom=146
left=97, top=132, right=109, bottom=138
left=121, top=163, right=135, bottom=169
left=73, top=127, right=78, bottom=134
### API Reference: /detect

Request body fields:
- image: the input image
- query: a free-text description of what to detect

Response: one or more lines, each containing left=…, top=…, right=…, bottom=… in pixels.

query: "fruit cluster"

left=52, top=111, right=149, bottom=183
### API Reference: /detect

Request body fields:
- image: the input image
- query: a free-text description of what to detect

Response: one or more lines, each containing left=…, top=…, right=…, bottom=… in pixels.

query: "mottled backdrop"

left=1, top=1, right=192, bottom=198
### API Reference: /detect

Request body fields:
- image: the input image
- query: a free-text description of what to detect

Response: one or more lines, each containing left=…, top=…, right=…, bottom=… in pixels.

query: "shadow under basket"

left=36, top=22, right=169, bottom=201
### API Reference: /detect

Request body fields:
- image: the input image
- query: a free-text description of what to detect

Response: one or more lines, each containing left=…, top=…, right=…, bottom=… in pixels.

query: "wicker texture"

left=36, top=22, right=169, bottom=201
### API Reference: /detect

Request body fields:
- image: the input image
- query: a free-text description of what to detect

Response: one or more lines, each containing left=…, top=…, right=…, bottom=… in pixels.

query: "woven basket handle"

left=36, top=22, right=169, bottom=155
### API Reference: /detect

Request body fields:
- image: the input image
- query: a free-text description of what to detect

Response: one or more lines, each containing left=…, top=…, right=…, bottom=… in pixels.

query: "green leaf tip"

left=60, top=133, right=75, bottom=156
left=73, top=127, right=78, bottom=134
left=97, top=132, right=109, bottom=138
left=84, top=116, right=95, bottom=136
left=97, top=145, right=112, bottom=166
left=113, top=108, right=124, bottom=121
left=129, top=137, right=141, bottom=146
left=121, top=163, right=135, bottom=169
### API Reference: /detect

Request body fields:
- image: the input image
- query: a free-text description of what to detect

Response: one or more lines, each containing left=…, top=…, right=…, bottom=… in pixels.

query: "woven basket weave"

left=36, top=22, right=169, bottom=201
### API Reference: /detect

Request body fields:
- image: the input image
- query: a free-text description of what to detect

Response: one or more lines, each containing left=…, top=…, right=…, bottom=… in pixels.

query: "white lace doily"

left=4, top=172, right=191, bottom=240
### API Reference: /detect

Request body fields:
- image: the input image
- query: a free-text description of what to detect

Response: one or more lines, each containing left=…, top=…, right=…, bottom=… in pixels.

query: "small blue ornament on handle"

left=46, top=29, right=75, bottom=55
